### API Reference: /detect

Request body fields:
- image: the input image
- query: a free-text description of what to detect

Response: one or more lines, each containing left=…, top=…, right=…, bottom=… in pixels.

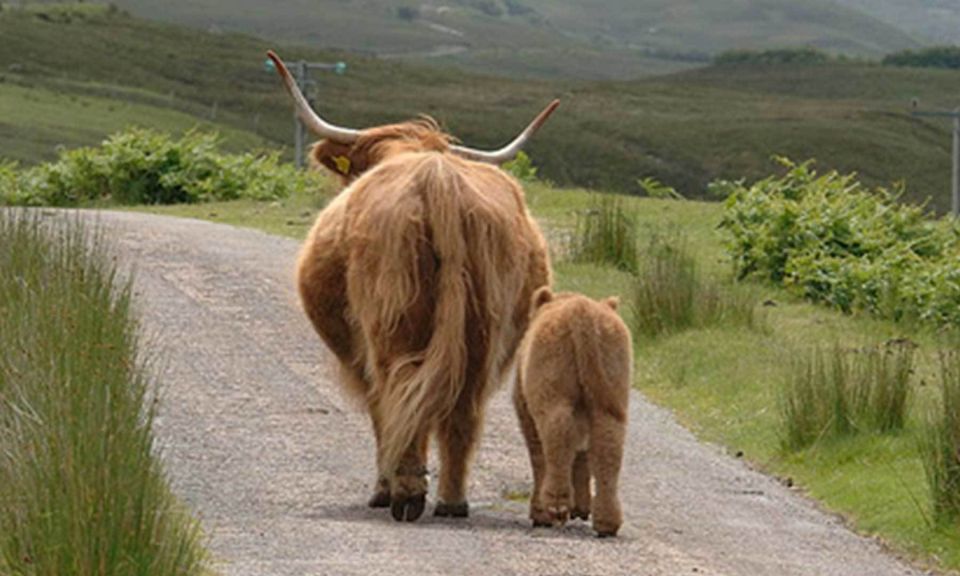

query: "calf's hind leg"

left=538, top=403, right=577, bottom=526
left=513, top=386, right=548, bottom=525
left=571, top=451, right=591, bottom=521
left=589, top=412, right=626, bottom=537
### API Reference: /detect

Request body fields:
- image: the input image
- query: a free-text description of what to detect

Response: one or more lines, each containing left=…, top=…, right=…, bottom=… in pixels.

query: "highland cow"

left=268, top=51, right=557, bottom=522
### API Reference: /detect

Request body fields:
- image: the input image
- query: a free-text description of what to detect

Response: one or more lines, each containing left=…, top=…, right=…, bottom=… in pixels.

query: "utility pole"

left=265, top=58, right=347, bottom=168
left=911, top=105, right=960, bottom=217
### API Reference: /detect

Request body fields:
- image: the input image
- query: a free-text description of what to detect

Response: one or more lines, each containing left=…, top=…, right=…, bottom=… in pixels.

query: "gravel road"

left=79, top=210, right=923, bottom=576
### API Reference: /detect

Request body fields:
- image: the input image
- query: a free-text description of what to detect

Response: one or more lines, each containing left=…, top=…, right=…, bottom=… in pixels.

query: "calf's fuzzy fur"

left=513, top=288, right=632, bottom=536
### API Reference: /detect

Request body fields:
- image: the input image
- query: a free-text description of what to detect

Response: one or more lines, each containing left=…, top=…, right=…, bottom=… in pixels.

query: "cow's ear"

left=604, top=296, right=620, bottom=311
left=311, top=141, right=366, bottom=184
left=532, top=286, right=554, bottom=310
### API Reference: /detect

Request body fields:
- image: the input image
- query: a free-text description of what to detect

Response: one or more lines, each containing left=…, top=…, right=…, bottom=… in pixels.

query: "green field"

left=2, top=5, right=959, bottom=211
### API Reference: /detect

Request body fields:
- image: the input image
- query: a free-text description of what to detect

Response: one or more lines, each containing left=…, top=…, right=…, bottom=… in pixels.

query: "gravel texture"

left=73, top=210, right=924, bottom=576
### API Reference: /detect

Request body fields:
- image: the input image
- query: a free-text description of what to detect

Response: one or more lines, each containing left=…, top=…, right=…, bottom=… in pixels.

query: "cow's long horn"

left=450, top=99, right=560, bottom=164
left=267, top=50, right=361, bottom=144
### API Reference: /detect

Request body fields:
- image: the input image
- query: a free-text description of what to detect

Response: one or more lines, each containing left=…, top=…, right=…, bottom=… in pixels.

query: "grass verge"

left=0, top=210, right=208, bottom=575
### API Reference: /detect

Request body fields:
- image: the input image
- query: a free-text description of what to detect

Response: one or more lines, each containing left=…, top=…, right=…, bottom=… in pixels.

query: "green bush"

left=0, top=211, right=208, bottom=575
left=714, top=47, right=830, bottom=66
left=720, top=159, right=960, bottom=326
left=780, top=342, right=914, bottom=451
left=503, top=150, right=538, bottom=182
left=884, top=46, right=960, bottom=70
left=0, top=128, right=323, bottom=206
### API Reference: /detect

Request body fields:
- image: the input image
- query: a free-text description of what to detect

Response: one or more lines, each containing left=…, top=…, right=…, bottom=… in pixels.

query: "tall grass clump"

left=780, top=342, right=914, bottom=451
left=922, top=351, right=960, bottom=523
left=630, top=232, right=760, bottom=338
left=571, top=193, right=639, bottom=274
left=0, top=211, right=208, bottom=575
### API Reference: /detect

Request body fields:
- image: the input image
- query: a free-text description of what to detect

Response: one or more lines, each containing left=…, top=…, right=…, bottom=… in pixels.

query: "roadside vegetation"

left=121, top=156, right=960, bottom=571
left=0, top=128, right=323, bottom=206
left=0, top=211, right=209, bottom=575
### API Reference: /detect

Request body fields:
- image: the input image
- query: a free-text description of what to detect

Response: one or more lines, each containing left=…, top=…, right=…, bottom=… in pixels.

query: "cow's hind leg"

left=366, top=402, right=391, bottom=508
left=589, top=412, right=625, bottom=537
left=434, top=400, right=483, bottom=518
left=389, top=431, right=430, bottom=522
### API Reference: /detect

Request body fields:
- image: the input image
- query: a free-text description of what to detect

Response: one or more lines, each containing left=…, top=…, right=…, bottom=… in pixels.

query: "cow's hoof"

left=595, top=530, right=618, bottom=539
left=390, top=494, right=426, bottom=522
left=368, top=490, right=391, bottom=509
left=434, top=501, right=469, bottom=518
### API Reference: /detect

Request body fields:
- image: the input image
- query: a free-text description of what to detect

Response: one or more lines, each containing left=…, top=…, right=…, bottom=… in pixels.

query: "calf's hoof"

left=390, top=494, right=426, bottom=522
left=593, top=519, right=621, bottom=538
left=571, top=507, right=590, bottom=521
left=434, top=501, right=469, bottom=518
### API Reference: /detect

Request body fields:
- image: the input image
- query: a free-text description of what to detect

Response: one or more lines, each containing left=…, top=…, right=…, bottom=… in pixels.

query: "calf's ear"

left=532, top=286, right=554, bottom=310
left=604, top=296, right=620, bottom=311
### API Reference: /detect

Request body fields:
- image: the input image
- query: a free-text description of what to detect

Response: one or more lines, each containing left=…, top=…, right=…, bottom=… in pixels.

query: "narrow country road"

left=80, top=210, right=921, bottom=576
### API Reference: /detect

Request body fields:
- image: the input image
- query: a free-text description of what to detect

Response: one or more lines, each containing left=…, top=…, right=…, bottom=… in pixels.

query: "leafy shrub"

left=0, top=128, right=323, bottom=206
left=630, top=232, right=760, bottom=339
left=884, top=46, right=960, bottom=70
left=780, top=342, right=914, bottom=451
left=638, top=176, right=684, bottom=200
left=503, top=150, right=538, bottom=182
left=396, top=6, right=420, bottom=20
left=571, top=193, right=639, bottom=274
left=720, top=159, right=960, bottom=326
left=714, top=47, right=830, bottom=66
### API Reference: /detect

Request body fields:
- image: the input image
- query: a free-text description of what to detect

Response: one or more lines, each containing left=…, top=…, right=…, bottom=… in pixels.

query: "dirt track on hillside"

left=79, top=210, right=923, bottom=576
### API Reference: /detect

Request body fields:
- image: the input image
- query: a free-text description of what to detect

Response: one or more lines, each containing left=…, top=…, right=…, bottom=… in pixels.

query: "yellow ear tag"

left=333, top=155, right=352, bottom=175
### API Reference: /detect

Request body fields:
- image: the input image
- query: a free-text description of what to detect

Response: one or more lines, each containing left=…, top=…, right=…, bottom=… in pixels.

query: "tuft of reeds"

left=780, top=342, right=914, bottom=451
left=0, top=210, right=208, bottom=576
left=571, top=193, right=639, bottom=274
left=629, top=232, right=761, bottom=339
left=921, top=350, right=960, bottom=523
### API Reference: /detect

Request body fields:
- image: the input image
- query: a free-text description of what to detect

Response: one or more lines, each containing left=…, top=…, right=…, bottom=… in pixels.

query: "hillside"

left=834, top=0, right=960, bottom=45
left=98, top=0, right=920, bottom=80
left=2, top=5, right=959, bottom=212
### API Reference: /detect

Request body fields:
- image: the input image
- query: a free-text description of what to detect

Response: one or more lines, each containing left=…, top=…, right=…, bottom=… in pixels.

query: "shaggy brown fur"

left=297, top=121, right=551, bottom=522
left=513, top=288, right=632, bottom=537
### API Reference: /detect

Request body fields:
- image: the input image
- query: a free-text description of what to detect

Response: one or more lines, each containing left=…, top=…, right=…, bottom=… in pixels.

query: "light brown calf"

left=513, top=288, right=632, bottom=537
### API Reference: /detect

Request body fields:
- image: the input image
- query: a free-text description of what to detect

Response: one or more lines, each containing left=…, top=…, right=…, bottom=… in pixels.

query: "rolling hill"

left=834, top=0, right=960, bottom=45
left=94, top=0, right=920, bottom=80
left=2, top=4, right=959, bottom=212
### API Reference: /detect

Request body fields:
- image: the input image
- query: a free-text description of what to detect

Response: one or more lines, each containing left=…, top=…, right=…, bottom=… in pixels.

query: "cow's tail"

left=374, top=156, right=504, bottom=478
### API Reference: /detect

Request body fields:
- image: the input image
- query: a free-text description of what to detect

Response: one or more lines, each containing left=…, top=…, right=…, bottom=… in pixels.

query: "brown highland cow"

left=513, top=288, right=632, bottom=537
left=268, top=51, right=557, bottom=522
